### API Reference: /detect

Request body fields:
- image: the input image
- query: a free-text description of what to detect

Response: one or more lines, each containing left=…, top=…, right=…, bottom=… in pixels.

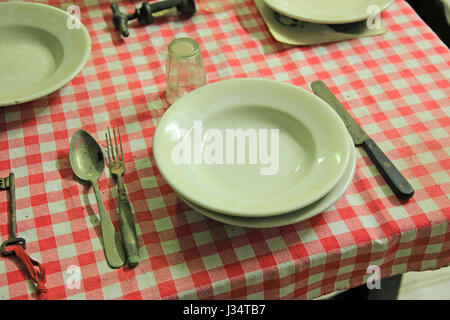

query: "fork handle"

left=117, top=185, right=140, bottom=268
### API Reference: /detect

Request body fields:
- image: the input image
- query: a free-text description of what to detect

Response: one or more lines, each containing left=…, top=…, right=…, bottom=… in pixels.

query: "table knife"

left=311, top=80, right=414, bottom=200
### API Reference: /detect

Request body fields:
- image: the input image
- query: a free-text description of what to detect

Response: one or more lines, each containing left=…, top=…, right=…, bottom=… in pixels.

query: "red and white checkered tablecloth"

left=0, top=0, right=449, bottom=300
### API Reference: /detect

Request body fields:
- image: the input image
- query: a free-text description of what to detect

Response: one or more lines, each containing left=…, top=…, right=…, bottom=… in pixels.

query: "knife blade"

left=311, top=80, right=414, bottom=200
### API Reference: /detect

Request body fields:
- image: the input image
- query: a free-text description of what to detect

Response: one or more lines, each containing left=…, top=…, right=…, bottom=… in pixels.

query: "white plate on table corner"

left=263, top=0, right=395, bottom=24
left=178, top=132, right=356, bottom=228
left=153, top=78, right=352, bottom=218
left=0, top=2, right=91, bottom=106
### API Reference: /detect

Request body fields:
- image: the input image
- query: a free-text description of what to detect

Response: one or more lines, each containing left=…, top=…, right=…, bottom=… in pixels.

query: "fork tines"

left=106, top=127, right=124, bottom=163
left=0, top=177, right=9, bottom=190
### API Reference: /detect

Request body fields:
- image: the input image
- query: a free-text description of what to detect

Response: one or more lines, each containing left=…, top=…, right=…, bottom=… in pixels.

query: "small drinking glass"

left=165, top=37, right=206, bottom=105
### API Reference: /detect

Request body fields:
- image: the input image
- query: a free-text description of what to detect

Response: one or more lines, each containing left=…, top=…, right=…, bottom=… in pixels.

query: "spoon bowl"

left=69, top=130, right=105, bottom=183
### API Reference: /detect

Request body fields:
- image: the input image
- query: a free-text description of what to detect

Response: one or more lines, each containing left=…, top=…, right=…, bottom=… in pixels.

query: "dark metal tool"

left=0, top=173, right=27, bottom=256
left=111, top=0, right=196, bottom=37
left=311, top=80, right=414, bottom=200
left=0, top=172, right=48, bottom=299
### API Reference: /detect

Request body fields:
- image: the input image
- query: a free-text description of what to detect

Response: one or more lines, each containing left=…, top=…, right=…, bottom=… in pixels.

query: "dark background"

left=406, top=0, right=449, bottom=47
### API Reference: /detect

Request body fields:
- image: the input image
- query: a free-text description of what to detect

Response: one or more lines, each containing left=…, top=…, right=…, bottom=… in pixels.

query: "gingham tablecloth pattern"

left=0, top=0, right=449, bottom=300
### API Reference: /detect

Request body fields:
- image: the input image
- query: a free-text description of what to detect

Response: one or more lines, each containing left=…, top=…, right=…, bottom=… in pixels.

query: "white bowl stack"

left=262, top=0, right=395, bottom=24
left=153, top=79, right=356, bottom=228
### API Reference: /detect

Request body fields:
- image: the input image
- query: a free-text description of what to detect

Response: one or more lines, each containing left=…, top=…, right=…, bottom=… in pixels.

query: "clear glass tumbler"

left=165, top=38, right=206, bottom=105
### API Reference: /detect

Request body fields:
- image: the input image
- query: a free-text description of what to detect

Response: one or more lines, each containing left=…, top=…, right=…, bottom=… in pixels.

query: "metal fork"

left=106, top=127, right=139, bottom=268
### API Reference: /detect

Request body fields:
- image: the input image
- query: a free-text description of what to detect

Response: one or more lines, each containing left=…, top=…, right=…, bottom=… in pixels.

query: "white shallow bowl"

left=153, top=78, right=351, bottom=217
left=179, top=133, right=356, bottom=228
left=263, top=0, right=394, bottom=24
left=0, top=2, right=91, bottom=106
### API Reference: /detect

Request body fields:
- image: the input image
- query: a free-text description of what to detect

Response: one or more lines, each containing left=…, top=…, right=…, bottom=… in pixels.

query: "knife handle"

left=117, top=187, right=140, bottom=268
left=362, top=138, right=414, bottom=200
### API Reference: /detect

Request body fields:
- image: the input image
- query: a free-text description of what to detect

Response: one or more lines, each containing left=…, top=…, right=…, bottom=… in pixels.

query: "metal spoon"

left=69, top=129, right=125, bottom=268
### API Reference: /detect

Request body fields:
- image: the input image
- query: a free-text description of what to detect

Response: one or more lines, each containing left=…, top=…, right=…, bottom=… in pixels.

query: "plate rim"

left=153, top=78, right=352, bottom=217
left=0, top=2, right=91, bottom=107
left=263, top=0, right=395, bottom=24
left=179, top=133, right=356, bottom=228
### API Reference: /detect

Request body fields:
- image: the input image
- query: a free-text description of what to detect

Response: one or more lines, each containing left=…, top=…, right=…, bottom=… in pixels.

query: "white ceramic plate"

left=153, top=78, right=351, bottom=217
left=0, top=2, right=91, bottom=106
left=263, top=0, right=394, bottom=24
left=179, top=133, right=356, bottom=228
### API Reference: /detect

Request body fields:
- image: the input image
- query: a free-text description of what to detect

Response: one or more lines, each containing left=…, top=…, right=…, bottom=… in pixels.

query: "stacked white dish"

left=263, top=0, right=395, bottom=24
left=153, top=79, right=356, bottom=228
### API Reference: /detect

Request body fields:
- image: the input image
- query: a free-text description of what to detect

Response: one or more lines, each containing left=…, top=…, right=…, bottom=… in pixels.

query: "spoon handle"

left=91, top=180, right=125, bottom=268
